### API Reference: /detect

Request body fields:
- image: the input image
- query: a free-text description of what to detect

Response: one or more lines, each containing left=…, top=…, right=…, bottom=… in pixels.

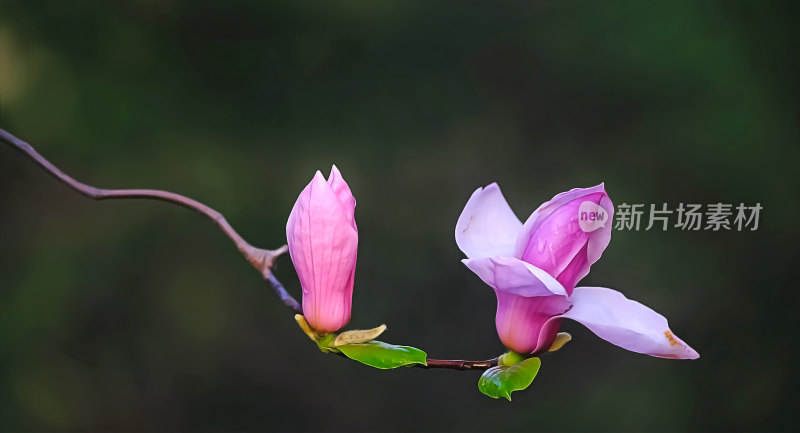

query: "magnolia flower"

left=286, top=165, right=358, bottom=333
left=456, top=183, right=698, bottom=359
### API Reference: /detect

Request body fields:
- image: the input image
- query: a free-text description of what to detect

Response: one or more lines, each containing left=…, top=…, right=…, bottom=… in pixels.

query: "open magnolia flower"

left=456, top=183, right=698, bottom=359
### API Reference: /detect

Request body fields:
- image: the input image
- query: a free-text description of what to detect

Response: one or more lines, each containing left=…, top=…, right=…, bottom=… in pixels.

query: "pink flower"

left=456, top=183, right=698, bottom=359
left=286, top=165, right=358, bottom=333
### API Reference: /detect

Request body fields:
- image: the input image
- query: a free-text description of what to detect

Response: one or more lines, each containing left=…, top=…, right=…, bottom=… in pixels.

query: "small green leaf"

left=317, top=333, right=340, bottom=353
left=337, top=340, right=427, bottom=369
left=478, top=357, right=541, bottom=401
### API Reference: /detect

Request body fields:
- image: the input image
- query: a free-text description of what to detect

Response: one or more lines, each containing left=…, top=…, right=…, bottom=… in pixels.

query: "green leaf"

left=316, top=333, right=340, bottom=353
left=337, top=340, right=427, bottom=369
left=478, top=357, right=541, bottom=401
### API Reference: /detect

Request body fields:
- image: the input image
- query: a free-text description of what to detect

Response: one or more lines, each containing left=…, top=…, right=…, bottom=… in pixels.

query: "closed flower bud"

left=286, top=165, right=357, bottom=333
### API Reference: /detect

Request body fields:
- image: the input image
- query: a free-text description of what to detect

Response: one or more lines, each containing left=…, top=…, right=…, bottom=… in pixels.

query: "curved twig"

left=1, top=128, right=298, bottom=313
left=1, top=127, right=498, bottom=371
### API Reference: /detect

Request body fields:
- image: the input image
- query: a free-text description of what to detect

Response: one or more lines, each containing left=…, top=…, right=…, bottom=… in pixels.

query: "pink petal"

left=562, top=287, right=699, bottom=359
left=514, top=184, right=613, bottom=294
left=494, top=290, right=570, bottom=354
left=586, top=194, right=614, bottom=266
left=455, top=183, right=522, bottom=259
left=327, top=164, right=357, bottom=230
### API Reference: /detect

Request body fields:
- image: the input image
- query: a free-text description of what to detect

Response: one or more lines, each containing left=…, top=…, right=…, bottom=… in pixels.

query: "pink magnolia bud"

left=286, top=165, right=357, bottom=333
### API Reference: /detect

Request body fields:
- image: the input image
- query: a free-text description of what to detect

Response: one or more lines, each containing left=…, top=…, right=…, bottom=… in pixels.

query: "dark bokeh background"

left=1, top=1, right=798, bottom=431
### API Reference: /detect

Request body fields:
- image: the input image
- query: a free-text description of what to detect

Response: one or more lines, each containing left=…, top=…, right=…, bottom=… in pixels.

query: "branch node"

left=247, top=244, right=289, bottom=278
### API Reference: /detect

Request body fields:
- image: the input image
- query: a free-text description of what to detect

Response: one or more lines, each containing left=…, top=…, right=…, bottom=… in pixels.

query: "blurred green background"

left=1, top=0, right=798, bottom=431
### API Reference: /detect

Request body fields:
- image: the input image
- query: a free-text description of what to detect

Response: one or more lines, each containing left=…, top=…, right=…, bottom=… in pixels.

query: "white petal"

left=562, top=287, right=699, bottom=359
left=462, top=256, right=568, bottom=297
left=455, top=183, right=522, bottom=259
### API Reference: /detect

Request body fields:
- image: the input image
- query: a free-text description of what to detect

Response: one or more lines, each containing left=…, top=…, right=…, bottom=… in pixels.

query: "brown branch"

left=1, top=128, right=300, bottom=314
left=1, top=127, right=497, bottom=371
left=421, top=358, right=498, bottom=370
